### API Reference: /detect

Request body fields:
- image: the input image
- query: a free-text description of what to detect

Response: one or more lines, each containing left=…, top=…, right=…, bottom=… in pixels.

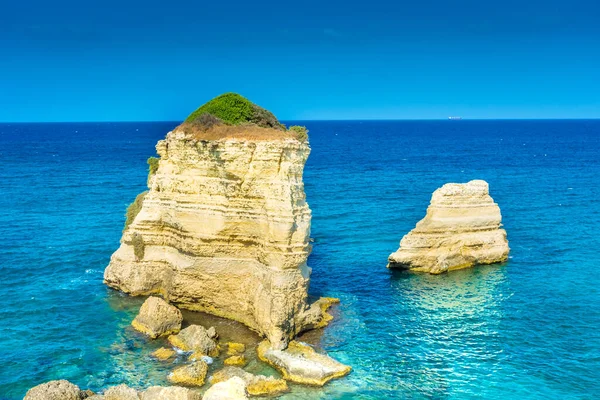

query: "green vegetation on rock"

left=288, top=126, right=309, bottom=142
left=124, top=191, right=148, bottom=230
left=185, top=93, right=284, bottom=130
left=147, top=157, right=159, bottom=176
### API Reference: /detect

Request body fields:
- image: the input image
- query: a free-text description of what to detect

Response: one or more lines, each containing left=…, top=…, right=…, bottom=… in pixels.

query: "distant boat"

left=448, top=116, right=462, bottom=120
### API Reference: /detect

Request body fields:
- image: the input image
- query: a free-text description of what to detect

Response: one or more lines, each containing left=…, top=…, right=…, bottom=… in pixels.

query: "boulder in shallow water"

left=210, top=366, right=288, bottom=396
left=24, top=380, right=85, bottom=400
left=256, top=340, right=351, bottom=386
left=168, top=325, right=218, bottom=356
left=387, top=180, right=510, bottom=274
left=202, top=377, right=248, bottom=400
left=226, top=342, right=245, bottom=355
left=141, top=386, right=201, bottom=400
left=132, top=296, right=183, bottom=338
left=168, top=361, right=209, bottom=386
left=224, top=355, right=246, bottom=367
left=151, top=347, right=176, bottom=361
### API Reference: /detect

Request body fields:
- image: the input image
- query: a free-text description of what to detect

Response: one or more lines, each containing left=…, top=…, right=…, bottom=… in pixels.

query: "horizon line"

left=1, top=117, right=600, bottom=124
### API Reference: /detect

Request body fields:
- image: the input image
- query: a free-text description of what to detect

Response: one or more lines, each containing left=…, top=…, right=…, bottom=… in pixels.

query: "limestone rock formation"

left=141, top=386, right=201, bottom=400
left=202, top=377, right=248, bottom=400
left=103, top=384, right=139, bottom=400
left=24, top=380, right=87, bottom=400
left=257, top=340, right=351, bottom=386
left=168, top=361, right=209, bottom=386
left=104, top=94, right=332, bottom=349
left=387, top=180, right=509, bottom=274
left=132, top=296, right=182, bottom=338
left=224, top=355, right=246, bottom=367
left=168, top=325, right=218, bottom=356
left=211, top=366, right=288, bottom=396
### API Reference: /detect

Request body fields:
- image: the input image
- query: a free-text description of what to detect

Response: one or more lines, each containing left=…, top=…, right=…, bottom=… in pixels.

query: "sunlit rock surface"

left=388, top=180, right=509, bottom=274
left=105, top=121, right=331, bottom=348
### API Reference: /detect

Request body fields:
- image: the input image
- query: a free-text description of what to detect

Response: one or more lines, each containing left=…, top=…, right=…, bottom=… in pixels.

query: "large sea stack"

left=387, top=180, right=509, bottom=274
left=104, top=93, right=328, bottom=349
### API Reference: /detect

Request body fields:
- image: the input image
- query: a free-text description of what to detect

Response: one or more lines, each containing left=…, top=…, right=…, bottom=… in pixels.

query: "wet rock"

left=225, top=343, right=245, bottom=356
left=168, top=325, right=218, bottom=356
left=211, top=366, right=288, bottom=396
left=131, top=297, right=183, bottom=338
left=223, top=355, right=246, bottom=367
left=168, top=361, right=209, bottom=387
left=151, top=347, right=176, bottom=361
left=257, top=340, right=351, bottom=386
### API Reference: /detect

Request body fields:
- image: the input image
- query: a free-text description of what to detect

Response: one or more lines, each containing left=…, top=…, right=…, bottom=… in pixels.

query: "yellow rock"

left=168, top=361, right=208, bottom=387
left=151, top=347, right=176, bottom=361
left=211, top=366, right=288, bottom=396
left=257, top=340, right=351, bottom=386
left=226, top=342, right=246, bottom=356
left=224, top=355, right=246, bottom=367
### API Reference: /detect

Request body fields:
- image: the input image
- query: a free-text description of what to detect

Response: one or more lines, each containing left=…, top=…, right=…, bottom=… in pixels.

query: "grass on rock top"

left=179, top=92, right=309, bottom=142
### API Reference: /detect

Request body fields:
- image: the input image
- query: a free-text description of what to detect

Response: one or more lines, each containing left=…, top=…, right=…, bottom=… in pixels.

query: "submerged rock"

left=104, top=94, right=333, bottom=349
left=168, top=361, right=209, bottom=387
left=211, top=366, right=288, bottom=396
left=24, top=380, right=86, bottom=400
left=256, top=340, right=351, bottom=386
left=388, top=180, right=510, bottom=274
left=224, top=355, right=246, bottom=367
left=151, top=347, right=176, bottom=361
left=131, top=296, right=183, bottom=338
left=168, top=325, right=218, bottom=356
left=225, top=342, right=245, bottom=355
left=202, top=377, right=248, bottom=400
left=141, top=386, right=201, bottom=400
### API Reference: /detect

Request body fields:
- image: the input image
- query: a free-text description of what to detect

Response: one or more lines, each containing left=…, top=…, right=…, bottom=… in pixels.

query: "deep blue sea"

left=1, top=120, right=599, bottom=399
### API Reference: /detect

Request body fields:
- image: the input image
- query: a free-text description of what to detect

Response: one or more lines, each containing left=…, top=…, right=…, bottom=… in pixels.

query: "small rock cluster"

left=26, top=295, right=351, bottom=399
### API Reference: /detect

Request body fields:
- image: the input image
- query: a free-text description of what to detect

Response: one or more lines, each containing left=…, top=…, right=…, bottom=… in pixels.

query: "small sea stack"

left=387, top=180, right=509, bottom=274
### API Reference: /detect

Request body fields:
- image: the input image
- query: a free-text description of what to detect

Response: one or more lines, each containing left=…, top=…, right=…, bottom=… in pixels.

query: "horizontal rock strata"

left=388, top=180, right=509, bottom=274
left=105, top=125, right=331, bottom=349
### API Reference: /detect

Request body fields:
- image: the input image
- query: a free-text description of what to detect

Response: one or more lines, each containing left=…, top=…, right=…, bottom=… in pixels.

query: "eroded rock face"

left=132, top=296, right=182, bottom=338
left=202, top=377, right=248, bottom=400
left=210, top=366, right=288, bottom=396
left=257, top=340, right=351, bottom=386
left=104, top=128, right=330, bottom=348
left=387, top=180, right=509, bottom=274
left=24, top=380, right=84, bottom=400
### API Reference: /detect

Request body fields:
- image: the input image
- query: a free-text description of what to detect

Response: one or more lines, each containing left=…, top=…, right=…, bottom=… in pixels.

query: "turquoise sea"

left=0, top=120, right=599, bottom=399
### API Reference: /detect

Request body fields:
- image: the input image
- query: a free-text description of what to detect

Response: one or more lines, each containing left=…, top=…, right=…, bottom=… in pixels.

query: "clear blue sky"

left=1, top=0, right=599, bottom=121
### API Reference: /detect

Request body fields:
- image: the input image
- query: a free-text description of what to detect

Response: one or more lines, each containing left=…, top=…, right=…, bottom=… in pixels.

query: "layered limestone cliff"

left=104, top=99, right=328, bottom=349
left=387, top=180, right=509, bottom=274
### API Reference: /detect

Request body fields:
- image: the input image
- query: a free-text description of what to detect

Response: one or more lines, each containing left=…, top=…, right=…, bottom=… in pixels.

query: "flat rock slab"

left=132, top=297, right=183, bottom=338
left=202, top=377, right=248, bottom=400
left=257, top=340, right=351, bottom=386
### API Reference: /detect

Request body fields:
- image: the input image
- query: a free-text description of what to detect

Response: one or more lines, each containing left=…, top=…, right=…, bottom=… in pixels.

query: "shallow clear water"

left=0, top=120, right=599, bottom=399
